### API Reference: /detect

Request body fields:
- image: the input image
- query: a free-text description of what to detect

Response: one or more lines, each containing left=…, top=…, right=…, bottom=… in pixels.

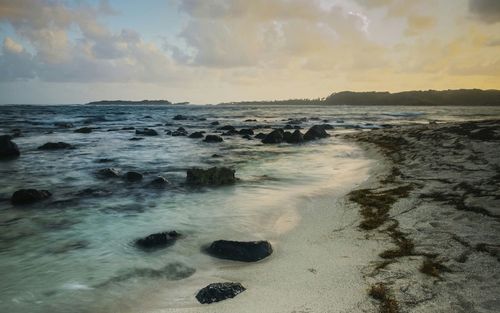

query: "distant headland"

left=86, top=100, right=190, bottom=105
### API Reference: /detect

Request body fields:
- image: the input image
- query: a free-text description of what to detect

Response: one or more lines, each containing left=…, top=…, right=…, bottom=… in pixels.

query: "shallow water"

left=0, top=104, right=499, bottom=312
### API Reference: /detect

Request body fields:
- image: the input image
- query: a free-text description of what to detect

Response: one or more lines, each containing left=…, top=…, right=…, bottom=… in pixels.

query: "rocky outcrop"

left=206, top=240, right=273, bottom=262
left=203, top=135, right=223, bottom=143
left=304, top=125, right=330, bottom=141
left=262, top=129, right=284, bottom=144
left=186, top=167, right=235, bottom=185
left=196, top=282, right=246, bottom=304
left=125, top=171, right=143, bottom=181
left=0, top=135, right=20, bottom=159
left=37, top=142, right=73, bottom=150
left=135, top=231, right=181, bottom=250
left=136, top=128, right=158, bottom=136
left=11, top=189, right=52, bottom=205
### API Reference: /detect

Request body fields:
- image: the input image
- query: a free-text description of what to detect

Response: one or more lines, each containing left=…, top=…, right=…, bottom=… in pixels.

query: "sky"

left=0, top=0, right=499, bottom=104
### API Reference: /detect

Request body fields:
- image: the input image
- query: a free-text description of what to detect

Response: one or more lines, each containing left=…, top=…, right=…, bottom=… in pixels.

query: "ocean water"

left=0, top=104, right=499, bottom=313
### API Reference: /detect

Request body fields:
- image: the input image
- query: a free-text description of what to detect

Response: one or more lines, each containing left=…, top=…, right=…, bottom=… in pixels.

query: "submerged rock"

left=186, top=167, right=235, bottom=185
left=203, top=135, right=223, bottom=143
left=206, top=240, right=273, bottom=262
left=210, top=121, right=220, bottom=126
left=0, top=135, right=20, bottom=159
left=188, top=131, right=204, bottom=139
left=125, top=171, right=143, bottom=181
left=122, top=126, right=135, bottom=130
left=262, top=129, right=284, bottom=144
left=254, top=133, right=266, bottom=140
left=217, top=125, right=236, bottom=131
left=150, top=176, right=170, bottom=187
left=304, top=125, right=330, bottom=141
left=74, top=127, right=93, bottom=134
left=242, top=134, right=253, bottom=140
left=38, top=142, right=73, bottom=150
left=196, top=282, right=246, bottom=304
left=136, top=128, right=158, bottom=136
left=96, top=168, right=120, bottom=178
left=135, top=231, right=181, bottom=250
left=11, top=189, right=52, bottom=205
left=173, top=114, right=188, bottom=120
left=171, top=127, right=188, bottom=136
left=239, top=129, right=254, bottom=136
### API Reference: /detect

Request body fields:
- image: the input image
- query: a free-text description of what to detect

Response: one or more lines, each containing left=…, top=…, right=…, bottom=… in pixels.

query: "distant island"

left=86, top=100, right=189, bottom=105
left=220, top=89, right=500, bottom=106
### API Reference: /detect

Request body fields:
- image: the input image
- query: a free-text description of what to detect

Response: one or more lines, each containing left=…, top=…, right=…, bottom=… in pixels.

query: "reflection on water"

left=0, top=104, right=498, bottom=313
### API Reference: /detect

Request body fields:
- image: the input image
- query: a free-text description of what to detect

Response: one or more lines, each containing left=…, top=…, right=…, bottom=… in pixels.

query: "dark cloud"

left=469, top=0, right=500, bottom=23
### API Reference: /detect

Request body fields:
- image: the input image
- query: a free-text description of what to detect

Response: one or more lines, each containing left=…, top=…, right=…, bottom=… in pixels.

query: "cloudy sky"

left=0, top=0, right=499, bottom=104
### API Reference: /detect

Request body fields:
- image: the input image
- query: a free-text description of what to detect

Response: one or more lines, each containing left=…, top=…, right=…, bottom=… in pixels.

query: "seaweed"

left=369, top=283, right=400, bottom=313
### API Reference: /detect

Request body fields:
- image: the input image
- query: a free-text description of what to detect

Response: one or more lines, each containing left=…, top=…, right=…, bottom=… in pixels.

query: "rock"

left=217, top=125, right=236, bottom=131
left=204, top=135, right=224, bottom=143
left=38, top=142, right=73, bottom=150
left=285, top=129, right=304, bottom=144
left=125, top=171, right=143, bottom=181
left=136, top=128, right=158, bottom=136
left=129, top=137, right=144, bottom=141
left=254, top=133, right=266, bottom=140
left=188, top=131, right=204, bottom=139
left=283, top=131, right=292, bottom=143
left=74, top=127, right=92, bottom=134
left=97, top=168, right=120, bottom=178
left=173, top=114, right=188, bottom=120
left=222, top=129, right=239, bottom=136
left=284, top=124, right=294, bottom=130
left=210, top=121, right=220, bottom=126
left=150, top=176, right=170, bottom=187
left=304, top=125, right=330, bottom=141
left=321, top=124, right=334, bottom=130
left=244, top=119, right=257, bottom=122
left=242, top=135, right=253, bottom=140
left=186, top=167, right=235, bottom=185
left=11, top=189, right=52, bottom=205
left=135, top=231, right=181, bottom=250
left=211, top=154, right=223, bottom=158
left=11, top=129, right=22, bottom=137
left=262, top=129, right=284, bottom=144
left=206, top=240, right=273, bottom=262
left=196, top=282, right=246, bottom=304
left=122, top=126, right=135, bottom=130
left=54, top=122, right=74, bottom=128
left=171, top=127, right=188, bottom=136
left=239, top=129, right=254, bottom=136
left=0, top=135, right=20, bottom=159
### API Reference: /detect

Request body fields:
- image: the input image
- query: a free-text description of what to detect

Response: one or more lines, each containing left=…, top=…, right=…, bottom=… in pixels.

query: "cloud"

left=0, top=37, right=36, bottom=81
left=469, top=0, right=500, bottom=23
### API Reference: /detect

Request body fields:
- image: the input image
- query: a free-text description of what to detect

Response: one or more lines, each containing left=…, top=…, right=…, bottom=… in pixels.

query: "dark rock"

left=284, top=124, right=294, bottom=130
left=11, top=129, right=22, bottom=137
left=304, top=125, right=330, bottom=141
left=38, top=142, right=73, bottom=150
left=336, top=120, right=344, bottom=123
left=242, top=135, right=253, bottom=140
left=196, top=282, right=246, bottom=304
left=217, top=125, right=236, bottom=131
left=122, top=126, right=135, bottom=130
left=286, top=129, right=304, bottom=144
left=129, top=137, right=144, bottom=141
left=188, top=132, right=204, bottom=139
left=204, top=135, right=224, bottom=143
left=125, top=171, right=143, bottom=181
left=171, top=127, right=188, bottom=136
left=11, top=189, right=52, bottom=205
left=254, top=133, right=266, bottom=139
left=222, top=129, right=239, bottom=136
left=186, top=167, right=235, bottom=185
left=283, top=131, right=292, bottom=143
left=288, top=118, right=306, bottom=125
left=95, top=158, right=113, bottom=163
left=0, top=135, right=20, bottom=159
left=97, top=168, right=120, bottom=178
left=150, top=176, right=170, bottom=187
left=206, top=240, right=273, bottom=262
left=210, top=121, right=220, bottom=126
left=136, top=128, right=158, bottom=136
left=262, top=129, right=284, bottom=144
left=244, top=119, right=257, bottom=122
left=173, top=115, right=188, bottom=120
left=135, top=231, right=181, bottom=250
left=211, top=154, right=223, bottom=158
left=74, top=127, right=92, bottom=134
left=54, top=122, right=74, bottom=128
left=239, top=129, right=254, bottom=135
left=144, top=115, right=152, bottom=119
left=165, top=130, right=172, bottom=135
left=321, top=124, right=334, bottom=130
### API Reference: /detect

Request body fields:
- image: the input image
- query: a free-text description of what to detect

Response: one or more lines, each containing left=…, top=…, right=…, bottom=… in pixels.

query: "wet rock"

left=283, top=131, right=292, bottom=143
left=129, top=137, right=144, bottom=141
left=173, top=114, right=188, bottom=120
left=171, top=127, right=188, bottom=136
left=122, top=126, right=135, bottom=130
left=135, top=231, right=181, bottom=250
left=74, top=127, right=93, bottom=134
left=304, top=125, right=330, bottom=141
left=222, top=129, right=239, bottom=136
left=54, top=122, right=74, bottom=128
left=244, top=119, right=257, bottom=122
left=284, top=124, right=294, bottom=130
left=0, top=135, right=20, bottom=159
left=254, top=133, right=266, bottom=140
left=196, top=282, right=246, bottom=304
left=210, top=121, right=220, bottom=126
left=125, top=171, right=143, bottom=182
left=150, top=176, right=170, bottom=187
left=211, top=154, right=223, bottom=158
left=262, top=129, right=284, bottom=144
left=204, top=135, right=224, bottom=143
left=288, top=118, right=306, bottom=125
left=96, top=168, right=120, bottom=178
left=285, top=129, right=304, bottom=144
left=95, top=158, right=113, bottom=163
left=186, top=167, right=235, bottom=185
left=242, top=135, right=253, bottom=140
left=206, top=240, right=273, bottom=262
left=217, top=125, right=236, bottom=131
left=37, top=142, right=73, bottom=150
left=136, top=128, right=158, bottom=136
left=11, top=189, right=52, bottom=205
left=321, top=124, right=334, bottom=130
left=11, top=129, right=22, bottom=137
left=188, top=131, right=204, bottom=139
left=239, top=129, right=254, bottom=136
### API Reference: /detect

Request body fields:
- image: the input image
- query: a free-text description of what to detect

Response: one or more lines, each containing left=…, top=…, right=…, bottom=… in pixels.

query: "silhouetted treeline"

left=87, top=100, right=172, bottom=105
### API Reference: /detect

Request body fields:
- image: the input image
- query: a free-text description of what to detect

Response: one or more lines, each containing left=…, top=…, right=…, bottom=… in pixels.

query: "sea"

left=0, top=104, right=499, bottom=313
